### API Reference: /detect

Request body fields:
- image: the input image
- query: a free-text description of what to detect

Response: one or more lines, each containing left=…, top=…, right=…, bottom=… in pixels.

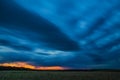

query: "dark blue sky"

left=0, top=0, right=120, bottom=69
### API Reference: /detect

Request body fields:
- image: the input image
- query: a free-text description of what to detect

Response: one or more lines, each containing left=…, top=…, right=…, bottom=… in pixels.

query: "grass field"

left=0, top=71, right=119, bottom=80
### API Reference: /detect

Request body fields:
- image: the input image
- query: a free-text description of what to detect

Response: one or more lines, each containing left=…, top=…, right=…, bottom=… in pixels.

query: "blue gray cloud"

left=0, top=0, right=120, bottom=69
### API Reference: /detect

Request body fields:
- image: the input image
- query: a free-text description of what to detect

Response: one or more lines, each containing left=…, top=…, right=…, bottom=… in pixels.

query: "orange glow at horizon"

left=0, top=62, right=65, bottom=70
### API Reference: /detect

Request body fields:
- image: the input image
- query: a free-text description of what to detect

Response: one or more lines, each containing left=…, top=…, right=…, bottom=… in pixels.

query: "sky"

left=0, top=0, right=120, bottom=70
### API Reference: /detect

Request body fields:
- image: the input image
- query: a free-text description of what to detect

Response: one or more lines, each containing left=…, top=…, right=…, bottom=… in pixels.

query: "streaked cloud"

left=0, top=0, right=120, bottom=69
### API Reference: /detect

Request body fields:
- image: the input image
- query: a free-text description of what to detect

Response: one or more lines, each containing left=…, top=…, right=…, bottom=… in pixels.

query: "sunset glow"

left=0, top=62, right=65, bottom=70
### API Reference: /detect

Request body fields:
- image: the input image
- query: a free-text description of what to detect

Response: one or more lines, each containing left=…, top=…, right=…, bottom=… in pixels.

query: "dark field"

left=0, top=71, right=120, bottom=80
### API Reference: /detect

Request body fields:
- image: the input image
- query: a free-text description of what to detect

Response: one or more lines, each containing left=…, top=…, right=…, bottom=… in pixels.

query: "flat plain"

left=0, top=71, right=119, bottom=80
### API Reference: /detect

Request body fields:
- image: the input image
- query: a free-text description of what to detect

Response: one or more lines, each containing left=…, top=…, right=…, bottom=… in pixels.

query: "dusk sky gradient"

left=0, top=0, right=120, bottom=70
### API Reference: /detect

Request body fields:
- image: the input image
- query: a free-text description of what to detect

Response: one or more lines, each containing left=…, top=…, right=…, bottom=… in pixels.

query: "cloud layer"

left=0, top=0, right=120, bottom=69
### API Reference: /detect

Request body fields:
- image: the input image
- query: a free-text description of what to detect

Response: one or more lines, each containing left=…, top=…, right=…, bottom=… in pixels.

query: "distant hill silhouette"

left=0, top=66, right=35, bottom=71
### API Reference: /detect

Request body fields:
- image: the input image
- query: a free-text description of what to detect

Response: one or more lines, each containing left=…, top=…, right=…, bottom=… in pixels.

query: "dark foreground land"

left=0, top=70, right=120, bottom=80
